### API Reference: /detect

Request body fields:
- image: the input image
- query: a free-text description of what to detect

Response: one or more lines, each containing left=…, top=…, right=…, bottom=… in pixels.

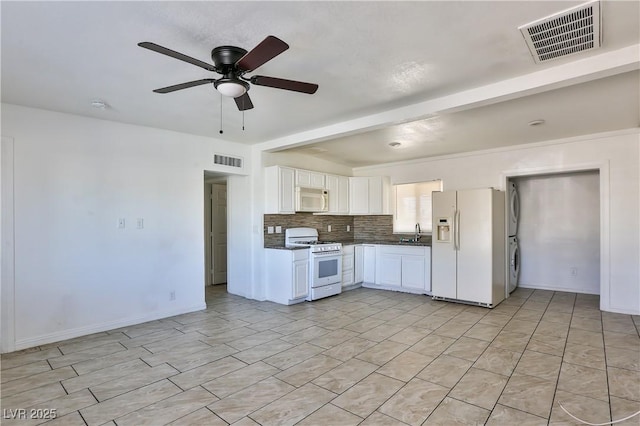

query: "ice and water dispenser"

left=436, top=218, right=452, bottom=243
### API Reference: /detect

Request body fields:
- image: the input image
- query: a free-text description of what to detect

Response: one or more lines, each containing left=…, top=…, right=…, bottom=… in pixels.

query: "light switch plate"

left=347, top=225, right=351, bottom=232
left=267, top=226, right=274, bottom=234
left=275, top=226, right=282, bottom=233
left=328, top=225, right=332, bottom=232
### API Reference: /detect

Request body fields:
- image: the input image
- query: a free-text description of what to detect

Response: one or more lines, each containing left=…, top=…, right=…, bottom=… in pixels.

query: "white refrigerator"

left=431, top=188, right=506, bottom=307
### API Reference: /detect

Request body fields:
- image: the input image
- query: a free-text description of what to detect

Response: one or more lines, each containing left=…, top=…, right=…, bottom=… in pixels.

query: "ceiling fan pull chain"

left=219, top=93, right=224, bottom=134
left=242, top=109, right=245, bottom=131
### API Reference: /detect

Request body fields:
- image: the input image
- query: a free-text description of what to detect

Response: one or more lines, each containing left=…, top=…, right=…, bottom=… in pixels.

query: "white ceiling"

left=2, top=1, right=639, bottom=167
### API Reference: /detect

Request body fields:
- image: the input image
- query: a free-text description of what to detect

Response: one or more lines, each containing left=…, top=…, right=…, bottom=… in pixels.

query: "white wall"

left=354, top=130, right=640, bottom=314
left=1, top=104, right=251, bottom=351
left=263, top=151, right=353, bottom=176
left=514, top=171, right=600, bottom=294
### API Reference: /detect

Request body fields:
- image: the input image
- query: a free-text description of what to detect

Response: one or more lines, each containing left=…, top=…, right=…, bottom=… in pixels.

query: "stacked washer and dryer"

left=508, top=181, right=520, bottom=293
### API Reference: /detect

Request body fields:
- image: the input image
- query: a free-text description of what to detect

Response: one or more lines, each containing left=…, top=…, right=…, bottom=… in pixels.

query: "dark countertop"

left=264, top=239, right=431, bottom=250
left=345, top=240, right=432, bottom=247
left=264, top=245, right=309, bottom=250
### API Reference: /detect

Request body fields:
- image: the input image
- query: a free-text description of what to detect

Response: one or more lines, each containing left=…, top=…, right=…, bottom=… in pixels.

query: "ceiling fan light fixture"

left=90, top=99, right=108, bottom=109
left=215, top=79, right=249, bottom=98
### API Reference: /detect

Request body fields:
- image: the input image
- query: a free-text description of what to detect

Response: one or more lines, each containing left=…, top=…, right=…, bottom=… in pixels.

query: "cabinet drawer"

left=343, top=254, right=354, bottom=270
left=293, top=249, right=309, bottom=262
left=377, top=245, right=427, bottom=256
left=342, top=270, right=354, bottom=287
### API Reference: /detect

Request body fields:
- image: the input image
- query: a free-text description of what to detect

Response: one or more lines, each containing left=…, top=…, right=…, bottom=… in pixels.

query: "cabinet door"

left=342, top=269, right=354, bottom=288
left=376, top=253, right=402, bottom=287
left=279, top=167, right=295, bottom=214
left=292, top=260, right=309, bottom=299
left=354, top=245, right=364, bottom=283
left=295, top=169, right=311, bottom=187
left=296, top=170, right=324, bottom=188
left=401, top=255, right=426, bottom=291
left=337, top=176, right=349, bottom=214
left=363, top=245, right=376, bottom=283
left=310, top=172, right=325, bottom=188
left=349, top=177, right=369, bottom=214
left=368, top=177, right=383, bottom=214
left=325, top=175, right=339, bottom=214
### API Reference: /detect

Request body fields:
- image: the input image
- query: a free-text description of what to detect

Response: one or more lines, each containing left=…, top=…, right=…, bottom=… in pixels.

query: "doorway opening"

left=507, top=169, right=601, bottom=296
left=204, top=173, right=228, bottom=289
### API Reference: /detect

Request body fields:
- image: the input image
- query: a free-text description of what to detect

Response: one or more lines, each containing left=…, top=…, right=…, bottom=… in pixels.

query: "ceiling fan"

left=138, top=36, right=318, bottom=111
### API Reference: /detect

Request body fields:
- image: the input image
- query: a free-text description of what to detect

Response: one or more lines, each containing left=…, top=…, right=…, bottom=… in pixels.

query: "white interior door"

left=212, top=183, right=227, bottom=284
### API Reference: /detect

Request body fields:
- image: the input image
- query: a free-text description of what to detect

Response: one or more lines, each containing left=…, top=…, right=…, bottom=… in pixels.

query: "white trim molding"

left=501, top=161, right=611, bottom=312
left=1, top=136, right=16, bottom=353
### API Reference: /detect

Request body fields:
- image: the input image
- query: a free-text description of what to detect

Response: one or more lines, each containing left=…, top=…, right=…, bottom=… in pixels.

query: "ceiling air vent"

left=519, top=0, right=601, bottom=63
left=214, top=154, right=243, bottom=168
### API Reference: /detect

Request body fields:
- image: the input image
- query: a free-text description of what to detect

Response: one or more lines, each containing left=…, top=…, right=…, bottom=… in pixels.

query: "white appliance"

left=285, top=227, right=342, bottom=301
left=431, top=188, right=506, bottom=307
left=508, top=181, right=519, bottom=237
left=508, top=236, right=520, bottom=292
left=507, top=181, right=519, bottom=293
left=295, top=187, right=329, bottom=212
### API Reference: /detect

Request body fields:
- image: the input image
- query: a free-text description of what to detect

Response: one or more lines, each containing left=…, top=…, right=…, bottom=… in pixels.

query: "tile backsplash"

left=263, top=213, right=429, bottom=246
left=263, top=213, right=353, bottom=246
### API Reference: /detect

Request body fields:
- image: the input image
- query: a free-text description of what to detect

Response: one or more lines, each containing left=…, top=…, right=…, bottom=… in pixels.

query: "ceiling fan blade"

left=234, top=92, right=254, bottom=111
left=235, top=36, right=289, bottom=72
left=153, top=79, right=216, bottom=94
left=138, top=42, right=217, bottom=72
left=250, top=76, right=318, bottom=94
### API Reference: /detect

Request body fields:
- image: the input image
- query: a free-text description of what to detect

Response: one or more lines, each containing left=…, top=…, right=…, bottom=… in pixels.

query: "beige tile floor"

left=1, top=286, right=639, bottom=425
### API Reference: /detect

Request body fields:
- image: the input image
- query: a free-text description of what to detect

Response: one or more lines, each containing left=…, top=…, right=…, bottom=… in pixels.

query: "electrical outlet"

left=136, top=218, right=144, bottom=229
left=347, top=225, right=351, bottom=232
left=328, top=225, right=332, bottom=232
left=267, top=226, right=274, bottom=234
left=170, top=291, right=176, bottom=301
left=570, top=267, right=578, bottom=277
left=118, top=218, right=125, bottom=229
left=275, top=226, right=282, bottom=233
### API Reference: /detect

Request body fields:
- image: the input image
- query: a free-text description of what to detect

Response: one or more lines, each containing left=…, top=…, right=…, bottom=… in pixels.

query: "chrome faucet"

left=414, top=223, right=421, bottom=241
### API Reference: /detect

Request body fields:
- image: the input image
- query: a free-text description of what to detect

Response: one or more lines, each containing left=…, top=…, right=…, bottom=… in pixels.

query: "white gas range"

left=285, top=227, right=342, bottom=301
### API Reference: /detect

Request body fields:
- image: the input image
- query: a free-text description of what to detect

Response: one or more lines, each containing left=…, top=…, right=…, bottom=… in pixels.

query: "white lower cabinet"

left=376, top=252, right=402, bottom=287
left=266, top=248, right=309, bottom=304
left=354, top=245, right=364, bottom=284
left=401, top=254, right=428, bottom=291
left=371, top=245, right=431, bottom=293
left=342, top=245, right=355, bottom=288
left=363, top=245, right=376, bottom=283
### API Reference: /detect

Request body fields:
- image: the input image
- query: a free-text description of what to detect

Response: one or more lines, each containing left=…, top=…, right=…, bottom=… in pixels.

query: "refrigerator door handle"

left=454, top=209, right=461, bottom=251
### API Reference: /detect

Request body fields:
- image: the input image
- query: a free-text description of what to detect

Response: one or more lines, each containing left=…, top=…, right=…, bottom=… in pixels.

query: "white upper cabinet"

left=264, top=166, right=295, bottom=214
left=325, top=174, right=350, bottom=214
left=296, top=169, right=325, bottom=188
left=349, top=176, right=391, bottom=215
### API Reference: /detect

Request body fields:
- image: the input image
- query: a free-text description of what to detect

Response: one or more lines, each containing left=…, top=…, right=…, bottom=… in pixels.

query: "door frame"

left=501, top=161, right=609, bottom=310
left=1, top=137, right=16, bottom=353
left=204, top=175, right=227, bottom=287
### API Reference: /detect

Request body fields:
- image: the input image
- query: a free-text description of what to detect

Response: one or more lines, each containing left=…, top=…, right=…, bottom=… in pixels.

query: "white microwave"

left=295, top=187, right=329, bottom=212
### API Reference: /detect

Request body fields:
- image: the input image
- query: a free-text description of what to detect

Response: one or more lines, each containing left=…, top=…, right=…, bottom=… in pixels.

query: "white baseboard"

left=517, top=283, right=599, bottom=295
left=11, top=303, right=207, bottom=352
